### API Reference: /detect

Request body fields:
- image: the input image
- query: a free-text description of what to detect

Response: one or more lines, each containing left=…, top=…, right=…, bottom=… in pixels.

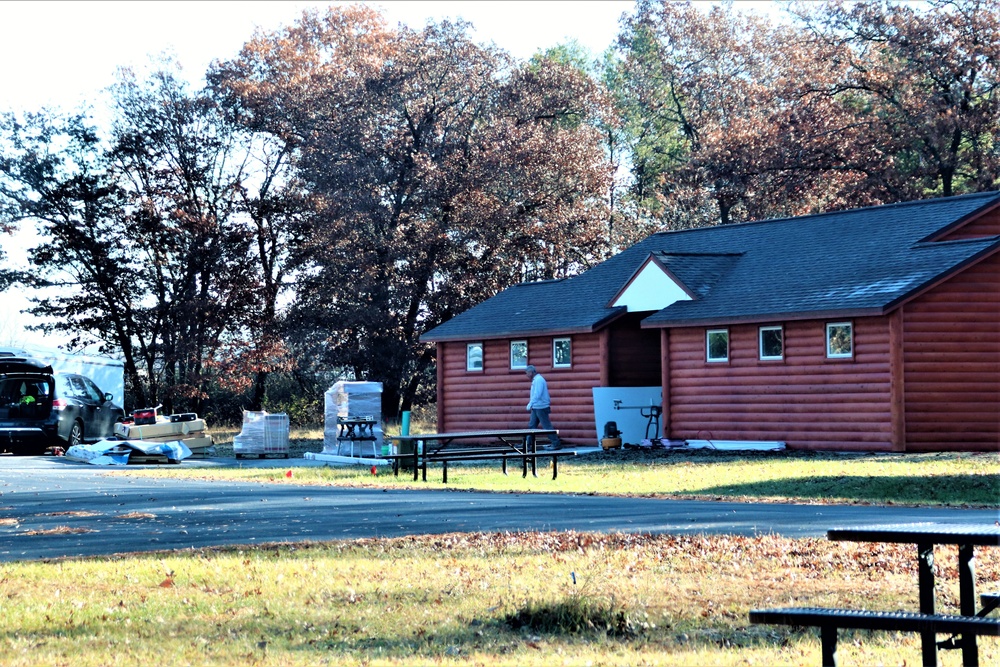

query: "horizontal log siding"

left=903, top=254, right=1000, bottom=451
left=438, top=335, right=603, bottom=446
left=940, top=207, right=1000, bottom=240
left=666, top=318, right=894, bottom=450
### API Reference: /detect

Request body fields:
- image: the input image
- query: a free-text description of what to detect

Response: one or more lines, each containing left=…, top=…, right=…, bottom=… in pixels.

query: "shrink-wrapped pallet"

left=233, top=410, right=289, bottom=457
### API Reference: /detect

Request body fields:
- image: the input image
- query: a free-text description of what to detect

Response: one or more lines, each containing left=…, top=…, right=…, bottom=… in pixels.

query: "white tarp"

left=66, top=438, right=192, bottom=465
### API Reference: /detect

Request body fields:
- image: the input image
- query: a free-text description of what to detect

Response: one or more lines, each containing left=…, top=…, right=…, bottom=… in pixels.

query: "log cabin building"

left=422, top=192, right=1000, bottom=452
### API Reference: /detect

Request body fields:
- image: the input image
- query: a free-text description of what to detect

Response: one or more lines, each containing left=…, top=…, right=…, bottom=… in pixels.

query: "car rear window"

left=0, top=377, right=52, bottom=405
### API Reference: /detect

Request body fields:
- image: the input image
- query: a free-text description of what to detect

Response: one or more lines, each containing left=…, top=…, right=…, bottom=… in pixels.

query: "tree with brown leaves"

left=791, top=0, right=1000, bottom=199
left=212, top=6, right=614, bottom=416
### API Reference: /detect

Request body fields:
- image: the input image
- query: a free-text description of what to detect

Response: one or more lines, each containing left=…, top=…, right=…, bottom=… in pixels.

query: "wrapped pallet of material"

left=234, top=410, right=289, bottom=458
left=323, top=381, right=383, bottom=455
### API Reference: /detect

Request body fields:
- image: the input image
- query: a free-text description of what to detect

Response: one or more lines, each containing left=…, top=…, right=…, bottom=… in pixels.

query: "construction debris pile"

left=114, top=412, right=215, bottom=459
left=65, top=410, right=215, bottom=465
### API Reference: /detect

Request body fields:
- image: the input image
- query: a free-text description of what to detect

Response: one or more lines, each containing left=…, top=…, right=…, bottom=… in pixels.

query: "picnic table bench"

left=387, top=429, right=574, bottom=483
left=750, top=524, right=1000, bottom=667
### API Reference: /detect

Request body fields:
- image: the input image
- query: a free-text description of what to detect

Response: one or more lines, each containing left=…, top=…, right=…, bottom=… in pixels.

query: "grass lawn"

left=2, top=533, right=998, bottom=666
left=4, top=427, right=997, bottom=665
left=150, top=427, right=1000, bottom=508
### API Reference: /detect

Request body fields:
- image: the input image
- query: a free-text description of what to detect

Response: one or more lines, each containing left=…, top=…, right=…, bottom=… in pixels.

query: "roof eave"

left=640, top=307, right=888, bottom=330
left=422, top=307, right=629, bottom=343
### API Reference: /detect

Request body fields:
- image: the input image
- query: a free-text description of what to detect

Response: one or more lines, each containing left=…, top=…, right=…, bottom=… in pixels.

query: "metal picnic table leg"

left=820, top=625, right=838, bottom=667
left=530, top=434, right=538, bottom=478
left=918, top=542, right=939, bottom=667
left=958, top=542, right=978, bottom=666
left=412, top=442, right=419, bottom=482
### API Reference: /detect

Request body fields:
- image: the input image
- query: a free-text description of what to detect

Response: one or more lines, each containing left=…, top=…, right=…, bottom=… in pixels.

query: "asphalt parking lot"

left=1, top=454, right=997, bottom=562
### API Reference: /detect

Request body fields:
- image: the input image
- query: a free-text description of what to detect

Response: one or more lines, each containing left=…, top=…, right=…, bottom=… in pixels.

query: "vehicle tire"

left=68, top=421, right=84, bottom=449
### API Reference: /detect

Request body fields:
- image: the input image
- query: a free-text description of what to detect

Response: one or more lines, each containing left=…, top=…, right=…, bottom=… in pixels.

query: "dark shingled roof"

left=422, top=191, right=1000, bottom=342
left=652, top=252, right=742, bottom=299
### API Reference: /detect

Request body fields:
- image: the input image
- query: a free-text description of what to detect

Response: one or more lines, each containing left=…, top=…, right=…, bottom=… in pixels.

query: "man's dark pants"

left=528, top=407, right=561, bottom=449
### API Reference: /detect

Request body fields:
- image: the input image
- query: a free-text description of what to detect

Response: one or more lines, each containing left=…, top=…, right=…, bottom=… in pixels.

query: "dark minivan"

left=0, top=356, right=124, bottom=454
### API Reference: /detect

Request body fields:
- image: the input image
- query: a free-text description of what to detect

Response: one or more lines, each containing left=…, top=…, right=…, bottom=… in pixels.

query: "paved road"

left=1, top=456, right=997, bottom=562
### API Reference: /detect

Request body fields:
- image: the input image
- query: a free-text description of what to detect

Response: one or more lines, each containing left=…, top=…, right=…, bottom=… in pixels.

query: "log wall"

left=665, top=318, right=895, bottom=450
left=902, top=252, right=1000, bottom=451
left=437, top=334, right=603, bottom=445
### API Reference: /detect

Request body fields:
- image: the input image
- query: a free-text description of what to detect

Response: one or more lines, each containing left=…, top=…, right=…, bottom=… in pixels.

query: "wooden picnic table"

left=388, top=429, right=567, bottom=482
left=752, top=523, right=1000, bottom=667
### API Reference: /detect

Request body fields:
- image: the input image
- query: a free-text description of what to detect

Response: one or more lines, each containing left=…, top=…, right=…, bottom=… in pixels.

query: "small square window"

left=706, top=329, right=729, bottom=362
left=510, top=340, right=528, bottom=370
left=553, top=337, right=572, bottom=368
left=466, top=342, right=483, bottom=372
left=827, top=322, right=853, bottom=358
left=759, top=326, right=783, bottom=361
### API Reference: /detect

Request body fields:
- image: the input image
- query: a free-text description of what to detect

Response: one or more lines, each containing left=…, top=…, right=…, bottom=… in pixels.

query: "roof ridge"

left=653, top=250, right=744, bottom=257
left=512, top=278, right=566, bottom=288
left=649, top=190, right=1000, bottom=239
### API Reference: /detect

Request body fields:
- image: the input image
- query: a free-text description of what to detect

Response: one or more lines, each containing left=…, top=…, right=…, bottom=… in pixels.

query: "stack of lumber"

left=113, top=414, right=215, bottom=461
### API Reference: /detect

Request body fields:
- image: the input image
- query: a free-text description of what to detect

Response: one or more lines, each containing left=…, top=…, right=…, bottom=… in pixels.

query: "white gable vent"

left=610, top=254, right=693, bottom=312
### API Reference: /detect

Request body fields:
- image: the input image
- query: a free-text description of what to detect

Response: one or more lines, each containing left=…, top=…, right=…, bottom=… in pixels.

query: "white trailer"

left=0, top=345, right=125, bottom=409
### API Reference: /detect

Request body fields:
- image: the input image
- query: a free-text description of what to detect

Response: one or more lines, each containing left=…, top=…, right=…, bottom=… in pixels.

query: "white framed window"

left=553, top=337, right=572, bottom=369
left=706, top=329, right=729, bottom=363
left=466, top=342, right=483, bottom=372
left=759, top=326, right=784, bottom=361
left=826, top=322, right=854, bottom=359
left=510, top=340, right=528, bottom=370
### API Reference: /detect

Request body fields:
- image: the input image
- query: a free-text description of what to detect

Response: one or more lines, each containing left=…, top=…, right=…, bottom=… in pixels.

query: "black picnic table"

left=387, top=428, right=569, bottom=482
left=827, top=524, right=1000, bottom=666
left=752, top=523, right=1000, bottom=666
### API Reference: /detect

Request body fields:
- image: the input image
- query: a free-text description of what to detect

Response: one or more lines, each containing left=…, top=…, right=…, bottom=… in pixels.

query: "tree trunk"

left=250, top=370, right=268, bottom=411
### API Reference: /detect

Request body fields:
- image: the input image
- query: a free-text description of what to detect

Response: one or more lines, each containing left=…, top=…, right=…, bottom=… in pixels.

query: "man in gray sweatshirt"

left=525, top=365, right=562, bottom=450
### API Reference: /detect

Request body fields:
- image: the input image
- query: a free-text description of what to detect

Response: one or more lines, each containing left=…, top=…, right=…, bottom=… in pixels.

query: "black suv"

left=0, top=356, right=124, bottom=454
